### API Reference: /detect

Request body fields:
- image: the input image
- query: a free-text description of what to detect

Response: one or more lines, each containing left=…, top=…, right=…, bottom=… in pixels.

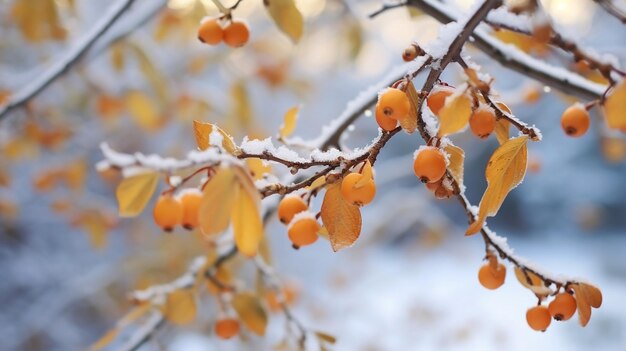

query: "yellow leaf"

left=321, top=183, right=362, bottom=251
left=399, top=82, right=419, bottom=134
left=88, top=328, right=118, bottom=351
left=466, top=136, right=528, bottom=235
left=230, top=81, right=254, bottom=129
left=308, top=175, right=326, bottom=190
left=437, top=92, right=472, bottom=137
left=444, top=144, right=464, bottom=186
left=246, top=158, right=272, bottom=180
left=279, top=106, right=299, bottom=139
left=199, top=168, right=237, bottom=236
left=192, top=120, right=238, bottom=154
left=571, top=284, right=592, bottom=327
left=231, top=182, right=264, bottom=257
left=513, top=267, right=551, bottom=296
left=601, top=137, right=626, bottom=163
left=264, top=0, right=304, bottom=43
left=126, top=90, right=163, bottom=131
left=164, top=289, right=197, bottom=325
left=116, top=172, right=159, bottom=217
left=603, top=78, right=626, bottom=130
left=232, top=292, right=268, bottom=336
left=494, top=119, right=510, bottom=145
left=110, top=42, right=125, bottom=72
left=578, top=283, right=603, bottom=308
left=316, top=331, right=337, bottom=345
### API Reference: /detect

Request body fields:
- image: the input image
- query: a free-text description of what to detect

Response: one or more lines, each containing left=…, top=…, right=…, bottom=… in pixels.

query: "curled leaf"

left=444, top=144, right=464, bottom=186
left=321, top=183, right=362, bottom=251
left=467, top=136, right=528, bottom=235
left=399, top=81, right=419, bottom=134
left=572, top=284, right=592, bottom=327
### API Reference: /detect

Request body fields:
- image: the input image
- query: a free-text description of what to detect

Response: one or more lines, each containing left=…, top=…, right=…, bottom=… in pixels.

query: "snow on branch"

left=0, top=0, right=152, bottom=121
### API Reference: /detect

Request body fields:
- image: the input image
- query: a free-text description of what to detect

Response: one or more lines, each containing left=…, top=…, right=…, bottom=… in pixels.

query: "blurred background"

left=1, top=0, right=625, bottom=350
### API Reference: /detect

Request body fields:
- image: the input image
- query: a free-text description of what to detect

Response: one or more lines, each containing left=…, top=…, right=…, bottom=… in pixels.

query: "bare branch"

left=0, top=0, right=139, bottom=122
left=593, top=0, right=626, bottom=24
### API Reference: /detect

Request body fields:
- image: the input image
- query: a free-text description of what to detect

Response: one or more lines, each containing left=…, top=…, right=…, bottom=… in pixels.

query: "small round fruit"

left=198, top=18, right=223, bottom=45
left=215, top=318, right=240, bottom=339
left=180, top=189, right=202, bottom=230
left=470, top=106, right=496, bottom=139
left=341, top=173, right=376, bottom=206
left=153, top=195, right=183, bottom=232
left=478, top=263, right=506, bottom=290
left=288, top=216, right=320, bottom=248
left=413, top=147, right=447, bottom=183
left=561, top=104, right=590, bottom=137
left=376, top=88, right=411, bottom=121
left=375, top=104, right=398, bottom=131
left=402, top=45, right=418, bottom=62
left=526, top=305, right=551, bottom=331
left=223, top=21, right=249, bottom=47
left=427, top=87, right=454, bottom=116
left=277, top=195, right=308, bottom=224
left=548, top=293, right=577, bottom=321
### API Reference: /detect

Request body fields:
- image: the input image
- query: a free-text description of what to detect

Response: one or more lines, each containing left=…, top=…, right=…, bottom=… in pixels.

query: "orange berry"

left=277, top=195, right=308, bottom=224
left=561, top=104, right=590, bottom=137
left=477, top=263, right=506, bottom=290
left=180, top=189, right=202, bottom=230
left=526, top=305, right=551, bottom=331
left=413, top=147, right=447, bottom=183
left=402, top=45, right=419, bottom=62
left=215, top=318, right=240, bottom=339
left=198, top=18, right=223, bottom=45
left=375, top=104, right=398, bottom=131
left=427, top=87, right=454, bottom=116
left=288, top=215, right=320, bottom=248
left=376, top=88, right=411, bottom=121
left=340, top=173, right=376, bottom=206
left=153, top=195, right=183, bottom=232
left=469, top=106, right=496, bottom=139
left=548, top=293, right=577, bottom=321
left=223, top=21, right=249, bottom=47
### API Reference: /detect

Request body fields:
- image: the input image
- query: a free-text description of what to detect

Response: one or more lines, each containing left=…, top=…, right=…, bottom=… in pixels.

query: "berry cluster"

left=198, top=17, right=249, bottom=48
left=152, top=189, right=202, bottom=232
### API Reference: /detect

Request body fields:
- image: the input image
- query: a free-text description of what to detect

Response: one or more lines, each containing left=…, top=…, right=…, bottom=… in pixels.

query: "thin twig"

left=593, top=0, right=626, bottom=24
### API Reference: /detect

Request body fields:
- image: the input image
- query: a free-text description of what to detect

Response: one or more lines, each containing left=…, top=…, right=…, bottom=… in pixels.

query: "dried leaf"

left=579, top=283, right=603, bottom=308
left=192, top=120, right=238, bottom=154
left=321, top=183, right=362, bottom=251
left=437, top=92, right=472, bottom=137
left=116, top=172, right=159, bottom=217
left=231, top=182, right=264, bottom=257
left=513, top=267, right=551, bottom=296
left=603, top=78, right=626, bottom=130
left=572, top=284, right=592, bottom=327
left=316, top=331, right=337, bottom=345
left=444, top=144, right=464, bottom=186
left=164, top=289, right=196, bottom=325
left=400, top=82, right=419, bottom=134
left=279, top=106, right=299, bottom=139
left=199, top=168, right=237, bottom=236
left=264, top=0, right=304, bottom=43
left=232, top=292, right=268, bottom=336
left=467, top=136, right=528, bottom=235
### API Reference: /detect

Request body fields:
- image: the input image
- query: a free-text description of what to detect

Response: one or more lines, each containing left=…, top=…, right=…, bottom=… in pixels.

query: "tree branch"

left=593, top=0, right=626, bottom=24
left=406, top=0, right=607, bottom=101
left=0, top=0, right=138, bottom=122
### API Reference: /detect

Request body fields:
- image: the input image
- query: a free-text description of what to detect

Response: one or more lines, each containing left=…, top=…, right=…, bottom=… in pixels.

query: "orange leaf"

left=399, top=81, right=419, bottom=134
left=192, top=121, right=238, bottom=154
left=572, top=284, right=592, bottom=327
left=320, top=183, right=362, bottom=251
